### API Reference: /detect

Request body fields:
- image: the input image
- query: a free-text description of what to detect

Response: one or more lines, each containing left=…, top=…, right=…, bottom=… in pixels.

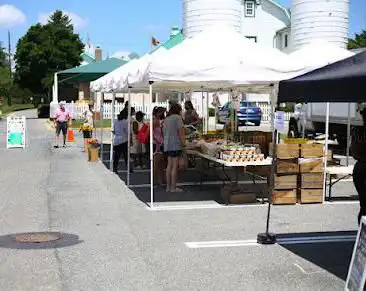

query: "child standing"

left=131, top=111, right=146, bottom=169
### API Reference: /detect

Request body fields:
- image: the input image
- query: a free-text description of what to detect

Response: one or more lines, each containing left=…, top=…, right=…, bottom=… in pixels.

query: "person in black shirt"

left=351, top=107, right=366, bottom=224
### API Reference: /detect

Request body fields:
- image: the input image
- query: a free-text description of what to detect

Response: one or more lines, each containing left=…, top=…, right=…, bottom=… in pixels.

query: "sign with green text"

left=7, top=116, right=26, bottom=149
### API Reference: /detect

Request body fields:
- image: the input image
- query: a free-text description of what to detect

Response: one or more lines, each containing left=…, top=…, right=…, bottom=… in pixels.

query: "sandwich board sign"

left=345, top=217, right=366, bottom=291
left=7, top=116, right=26, bottom=149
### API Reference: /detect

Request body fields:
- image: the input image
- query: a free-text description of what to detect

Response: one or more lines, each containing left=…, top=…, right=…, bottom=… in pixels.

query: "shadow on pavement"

left=278, top=231, right=357, bottom=281
left=0, top=232, right=83, bottom=250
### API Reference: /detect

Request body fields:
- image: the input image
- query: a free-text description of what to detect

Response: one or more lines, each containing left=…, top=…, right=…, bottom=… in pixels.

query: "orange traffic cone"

left=67, top=128, right=75, bottom=142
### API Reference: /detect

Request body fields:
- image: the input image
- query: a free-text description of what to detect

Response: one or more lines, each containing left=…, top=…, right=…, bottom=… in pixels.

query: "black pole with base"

left=257, top=96, right=280, bottom=245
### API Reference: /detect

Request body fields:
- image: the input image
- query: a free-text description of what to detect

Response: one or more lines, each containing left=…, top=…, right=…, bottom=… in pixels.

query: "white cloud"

left=38, top=11, right=88, bottom=30
left=0, top=4, right=26, bottom=28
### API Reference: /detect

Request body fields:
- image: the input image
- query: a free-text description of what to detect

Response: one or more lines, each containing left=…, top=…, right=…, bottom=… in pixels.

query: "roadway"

left=0, top=109, right=360, bottom=290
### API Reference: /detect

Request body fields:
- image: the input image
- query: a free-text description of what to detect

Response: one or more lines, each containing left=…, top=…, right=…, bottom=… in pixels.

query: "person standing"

left=183, top=100, right=200, bottom=127
left=112, top=110, right=132, bottom=174
left=153, top=107, right=166, bottom=186
left=82, top=104, right=94, bottom=152
left=351, top=107, right=366, bottom=224
left=163, top=103, right=185, bottom=192
left=131, top=111, right=146, bottom=169
left=54, top=101, right=71, bottom=148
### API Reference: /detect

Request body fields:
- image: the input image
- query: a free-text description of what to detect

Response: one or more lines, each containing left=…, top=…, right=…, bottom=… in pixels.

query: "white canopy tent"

left=127, top=25, right=310, bottom=92
left=113, top=25, right=318, bottom=209
left=90, top=47, right=168, bottom=93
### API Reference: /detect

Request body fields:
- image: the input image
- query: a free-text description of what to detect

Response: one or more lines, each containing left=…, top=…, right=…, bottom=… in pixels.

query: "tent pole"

left=206, top=92, right=209, bottom=134
left=323, top=102, right=330, bottom=202
left=201, top=91, right=204, bottom=134
left=257, top=84, right=278, bottom=245
left=346, top=103, right=351, bottom=166
left=109, top=92, right=116, bottom=171
left=100, top=93, right=104, bottom=163
left=302, top=103, right=306, bottom=138
left=127, top=88, right=132, bottom=186
left=149, top=82, right=154, bottom=209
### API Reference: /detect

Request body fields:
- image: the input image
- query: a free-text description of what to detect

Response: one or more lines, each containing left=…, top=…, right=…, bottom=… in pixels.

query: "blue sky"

left=0, top=0, right=365, bottom=58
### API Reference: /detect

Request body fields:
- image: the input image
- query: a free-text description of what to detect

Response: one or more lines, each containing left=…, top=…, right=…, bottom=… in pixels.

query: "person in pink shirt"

left=54, top=101, right=71, bottom=148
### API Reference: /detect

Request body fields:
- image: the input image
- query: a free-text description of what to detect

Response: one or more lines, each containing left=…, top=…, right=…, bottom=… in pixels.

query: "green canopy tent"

left=51, top=57, right=128, bottom=104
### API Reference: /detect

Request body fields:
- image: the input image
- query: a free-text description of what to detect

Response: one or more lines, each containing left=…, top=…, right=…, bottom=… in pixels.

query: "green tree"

left=348, top=30, right=366, bottom=49
left=0, top=46, right=6, bottom=67
left=14, top=10, right=84, bottom=98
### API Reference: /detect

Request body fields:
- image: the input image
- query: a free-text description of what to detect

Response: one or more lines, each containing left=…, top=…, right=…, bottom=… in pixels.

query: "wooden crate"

left=299, top=158, right=323, bottom=173
left=276, top=159, right=299, bottom=174
left=300, top=173, right=324, bottom=189
left=272, top=189, right=297, bottom=205
left=300, top=144, right=324, bottom=158
left=274, top=175, right=298, bottom=190
left=299, top=189, right=323, bottom=204
left=270, top=143, right=299, bottom=159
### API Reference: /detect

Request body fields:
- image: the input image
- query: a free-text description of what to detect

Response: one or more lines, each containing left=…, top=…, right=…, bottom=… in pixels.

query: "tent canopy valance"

left=58, top=57, right=127, bottom=84
left=278, top=50, right=366, bottom=103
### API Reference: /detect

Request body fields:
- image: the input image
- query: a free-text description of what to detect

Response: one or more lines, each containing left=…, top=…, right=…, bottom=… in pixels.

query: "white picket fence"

left=66, top=101, right=291, bottom=122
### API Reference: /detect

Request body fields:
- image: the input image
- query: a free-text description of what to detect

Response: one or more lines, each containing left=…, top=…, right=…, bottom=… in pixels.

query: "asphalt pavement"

left=0, top=109, right=361, bottom=291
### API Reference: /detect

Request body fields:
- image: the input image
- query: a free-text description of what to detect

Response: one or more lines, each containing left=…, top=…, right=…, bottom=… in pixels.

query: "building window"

left=284, top=34, right=288, bottom=48
left=245, top=1, right=255, bottom=17
left=245, top=36, right=257, bottom=43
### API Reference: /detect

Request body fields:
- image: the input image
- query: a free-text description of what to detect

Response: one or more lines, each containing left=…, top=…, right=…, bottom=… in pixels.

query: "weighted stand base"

left=257, top=233, right=276, bottom=245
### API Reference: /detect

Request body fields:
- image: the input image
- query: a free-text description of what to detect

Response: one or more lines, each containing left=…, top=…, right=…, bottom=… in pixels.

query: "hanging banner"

left=7, top=116, right=26, bottom=149
left=345, top=217, right=366, bottom=291
left=274, top=111, right=285, bottom=131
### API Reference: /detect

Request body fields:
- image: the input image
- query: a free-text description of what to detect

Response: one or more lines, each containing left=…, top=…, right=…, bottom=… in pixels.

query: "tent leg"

left=323, top=102, right=330, bottom=202
left=127, top=88, right=132, bottom=186
left=149, top=82, right=154, bottom=209
left=109, top=92, right=116, bottom=171
left=257, top=85, right=278, bottom=245
left=346, top=103, right=351, bottom=166
left=302, top=103, right=306, bottom=138
left=100, top=93, right=104, bottom=163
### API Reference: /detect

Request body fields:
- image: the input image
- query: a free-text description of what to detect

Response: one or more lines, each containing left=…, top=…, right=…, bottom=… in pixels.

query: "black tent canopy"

left=278, top=50, right=366, bottom=103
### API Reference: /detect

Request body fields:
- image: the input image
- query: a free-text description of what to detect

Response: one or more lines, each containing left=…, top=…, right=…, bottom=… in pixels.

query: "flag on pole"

left=151, top=37, right=160, bottom=46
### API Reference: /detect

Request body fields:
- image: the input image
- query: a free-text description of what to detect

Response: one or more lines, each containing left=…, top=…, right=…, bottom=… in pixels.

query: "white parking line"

left=185, top=235, right=356, bottom=249
left=146, top=203, right=267, bottom=211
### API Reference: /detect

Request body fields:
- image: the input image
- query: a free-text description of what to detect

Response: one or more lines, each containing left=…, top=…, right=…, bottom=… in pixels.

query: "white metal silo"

left=290, top=0, right=350, bottom=50
left=183, top=0, right=242, bottom=38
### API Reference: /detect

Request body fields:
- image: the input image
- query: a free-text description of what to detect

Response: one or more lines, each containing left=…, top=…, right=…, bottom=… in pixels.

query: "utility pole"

left=8, top=30, right=12, bottom=80
left=7, top=30, right=12, bottom=106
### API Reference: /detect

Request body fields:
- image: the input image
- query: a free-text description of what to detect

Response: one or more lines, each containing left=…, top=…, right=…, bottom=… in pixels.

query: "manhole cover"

left=15, top=232, right=61, bottom=243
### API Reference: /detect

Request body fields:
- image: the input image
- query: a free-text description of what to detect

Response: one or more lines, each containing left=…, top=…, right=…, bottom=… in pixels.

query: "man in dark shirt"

left=351, top=107, right=366, bottom=224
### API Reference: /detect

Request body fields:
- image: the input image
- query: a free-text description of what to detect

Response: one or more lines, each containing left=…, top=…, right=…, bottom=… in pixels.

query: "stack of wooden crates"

left=272, top=142, right=324, bottom=205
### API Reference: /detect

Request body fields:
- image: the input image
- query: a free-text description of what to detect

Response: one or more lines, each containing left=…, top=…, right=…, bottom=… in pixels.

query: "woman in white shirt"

left=112, top=110, right=132, bottom=173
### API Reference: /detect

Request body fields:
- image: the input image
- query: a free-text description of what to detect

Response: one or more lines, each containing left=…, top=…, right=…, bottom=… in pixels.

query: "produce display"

left=186, top=136, right=266, bottom=163
left=219, top=144, right=264, bottom=162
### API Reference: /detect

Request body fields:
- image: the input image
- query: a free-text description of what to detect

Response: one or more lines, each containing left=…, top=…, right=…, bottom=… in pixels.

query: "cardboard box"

left=300, top=144, right=324, bottom=158
left=88, top=147, right=99, bottom=162
left=299, top=189, right=323, bottom=204
left=276, top=159, right=299, bottom=174
left=274, top=175, right=298, bottom=190
left=272, top=189, right=297, bottom=205
left=300, top=173, right=324, bottom=189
